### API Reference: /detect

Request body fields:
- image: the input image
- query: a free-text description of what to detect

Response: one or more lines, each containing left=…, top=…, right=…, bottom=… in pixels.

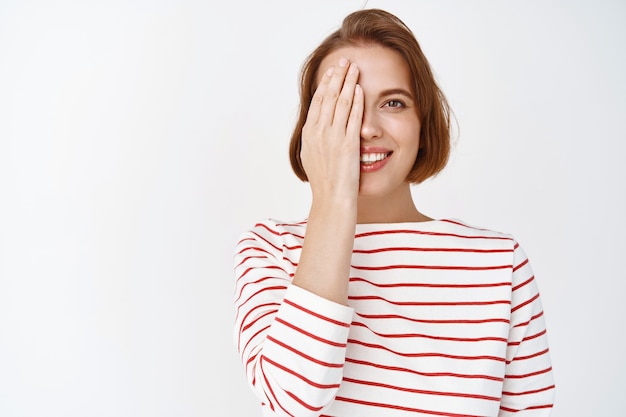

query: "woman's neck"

left=356, top=184, right=432, bottom=224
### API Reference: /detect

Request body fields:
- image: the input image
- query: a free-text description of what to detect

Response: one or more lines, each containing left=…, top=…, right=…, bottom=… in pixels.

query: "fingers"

left=307, top=57, right=360, bottom=129
left=331, top=62, right=360, bottom=128
left=346, top=83, right=363, bottom=140
left=300, top=57, right=362, bottom=200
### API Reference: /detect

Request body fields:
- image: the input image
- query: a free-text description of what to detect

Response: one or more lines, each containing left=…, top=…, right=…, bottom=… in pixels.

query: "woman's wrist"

left=309, top=195, right=357, bottom=221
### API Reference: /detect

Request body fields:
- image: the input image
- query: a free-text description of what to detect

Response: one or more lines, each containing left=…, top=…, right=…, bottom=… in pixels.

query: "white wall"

left=0, top=0, right=624, bottom=415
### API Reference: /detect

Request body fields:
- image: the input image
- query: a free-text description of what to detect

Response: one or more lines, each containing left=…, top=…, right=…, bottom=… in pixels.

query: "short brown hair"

left=289, top=8, right=451, bottom=184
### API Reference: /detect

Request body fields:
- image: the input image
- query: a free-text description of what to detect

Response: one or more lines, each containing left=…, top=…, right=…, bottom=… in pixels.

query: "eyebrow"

left=379, top=88, right=414, bottom=100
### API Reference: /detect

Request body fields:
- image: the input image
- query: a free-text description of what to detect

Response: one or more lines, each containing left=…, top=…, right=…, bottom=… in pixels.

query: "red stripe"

left=241, top=324, right=270, bottom=358
left=235, top=274, right=284, bottom=303
left=283, top=243, right=303, bottom=250
left=234, top=251, right=268, bottom=268
left=500, top=403, right=553, bottom=412
left=275, top=317, right=347, bottom=348
left=237, top=302, right=279, bottom=349
left=513, top=311, right=544, bottom=329
left=236, top=264, right=283, bottom=282
left=237, top=301, right=278, bottom=333
left=508, top=329, right=547, bottom=347
left=236, top=285, right=287, bottom=319
left=260, top=358, right=285, bottom=415
left=284, top=298, right=350, bottom=328
left=250, top=230, right=282, bottom=252
left=282, top=256, right=298, bottom=268
left=256, top=222, right=305, bottom=240
left=350, top=276, right=511, bottom=289
left=356, top=312, right=510, bottom=325
left=512, top=275, right=534, bottom=292
left=502, top=384, right=555, bottom=396
left=335, top=396, right=482, bottom=417
left=355, top=228, right=513, bottom=241
left=262, top=356, right=341, bottom=390
left=349, top=294, right=511, bottom=307
left=351, top=263, right=511, bottom=271
left=245, top=351, right=259, bottom=378
left=267, top=335, right=344, bottom=368
left=353, top=246, right=513, bottom=254
left=512, top=258, right=529, bottom=272
left=351, top=321, right=508, bottom=343
left=342, top=376, right=500, bottom=402
left=511, top=292, right=539, bottom=313
left=235, top=236, right=257, bottom=247
left=510, top=348, right=550, bottom=362
left=235, top=244, right=263, bottom=254
left=275, top=219, right=308, bottom=227
left=505, top=366, right=553, bottom=379
left=348, top=339, right=506, bottom=362
left=285, top=390, right=325, bottom=412
left=345, top=357, right=504, bottom=382
left=242, top=309, right=275, bottom=333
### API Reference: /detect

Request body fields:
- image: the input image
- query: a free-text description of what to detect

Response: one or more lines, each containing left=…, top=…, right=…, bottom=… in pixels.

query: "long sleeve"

left=234, top=219, right=556, bottom=416
left=499, top=241, right=556, bottom=415
left=233, top=221, right=354, bottom=417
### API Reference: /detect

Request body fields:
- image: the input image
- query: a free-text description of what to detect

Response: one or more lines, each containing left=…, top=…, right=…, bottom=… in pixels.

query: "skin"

left=293, top=45, right=431, bottom=305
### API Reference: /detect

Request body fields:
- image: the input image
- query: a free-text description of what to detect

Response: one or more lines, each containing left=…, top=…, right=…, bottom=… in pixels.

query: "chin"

left=358, top=182, right=391, bottom=199
left=358, top=177, right=409, bottom=200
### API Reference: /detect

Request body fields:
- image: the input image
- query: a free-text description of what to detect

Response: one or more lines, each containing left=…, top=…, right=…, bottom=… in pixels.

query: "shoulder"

left=439, top=218, right=514, bottom=240
left=437, top=219, right=536, bottom=276
left=245, top=218, right=307, bottom=238
left=237, top=218, right=308, bottom=251
left=352, top=218, right=519, bottom=253
left=435, top=218, right=521, bottom=252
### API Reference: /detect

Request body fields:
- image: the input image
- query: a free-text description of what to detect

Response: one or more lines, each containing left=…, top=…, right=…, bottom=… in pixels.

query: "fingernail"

left=339, top=57, right=348, bottom=67
left=348, top=63, right=357, bottom=74
left=326, top=66, right=334, bottom=76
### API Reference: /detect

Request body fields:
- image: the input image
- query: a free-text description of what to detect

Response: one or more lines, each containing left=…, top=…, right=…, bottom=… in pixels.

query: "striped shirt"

left=233, top=218, right=555, bottom=416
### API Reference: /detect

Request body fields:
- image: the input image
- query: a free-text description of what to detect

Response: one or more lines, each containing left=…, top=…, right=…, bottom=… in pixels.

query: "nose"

left=360, top=107, right=382, bottom=141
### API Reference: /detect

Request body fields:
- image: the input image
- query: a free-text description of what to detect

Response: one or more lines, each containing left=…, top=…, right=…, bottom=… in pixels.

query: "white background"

left=1, top=0, right=624, bottom=415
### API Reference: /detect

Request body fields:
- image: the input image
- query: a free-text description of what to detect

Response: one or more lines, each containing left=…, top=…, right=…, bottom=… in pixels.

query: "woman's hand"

left=293, top=57, right=362, bottom=305
left=300, top=57, right=363, bottom=203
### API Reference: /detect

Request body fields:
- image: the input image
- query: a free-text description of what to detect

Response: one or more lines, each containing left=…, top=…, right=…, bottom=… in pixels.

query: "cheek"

left=405, top=124, right=421, bottom=154
left=412, top=121, right=422, bottom=151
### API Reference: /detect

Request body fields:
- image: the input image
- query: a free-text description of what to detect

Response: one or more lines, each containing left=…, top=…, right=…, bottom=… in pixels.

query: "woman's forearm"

left=292, top=199, right=356, bottom=305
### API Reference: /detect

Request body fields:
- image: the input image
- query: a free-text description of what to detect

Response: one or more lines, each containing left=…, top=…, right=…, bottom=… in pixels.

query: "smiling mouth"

left=360, top=152, right=392, bottom=165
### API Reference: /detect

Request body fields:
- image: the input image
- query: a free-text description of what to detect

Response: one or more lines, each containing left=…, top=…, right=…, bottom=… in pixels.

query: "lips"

left=360, top=147, right=392, bottom=173
left=360, top=152, right=389, bottom=164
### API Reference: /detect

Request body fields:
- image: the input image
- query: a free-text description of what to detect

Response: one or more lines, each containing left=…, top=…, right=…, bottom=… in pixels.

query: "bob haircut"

left=289, top=8, right=451, bottom=184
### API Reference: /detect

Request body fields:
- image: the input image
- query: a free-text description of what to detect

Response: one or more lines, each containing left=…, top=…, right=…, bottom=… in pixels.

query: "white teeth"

left=360, top=152, right=388, bottom=163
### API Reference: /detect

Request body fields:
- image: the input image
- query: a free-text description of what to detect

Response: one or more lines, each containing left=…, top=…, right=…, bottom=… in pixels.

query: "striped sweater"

left=233, top=218, right=555, bottom=416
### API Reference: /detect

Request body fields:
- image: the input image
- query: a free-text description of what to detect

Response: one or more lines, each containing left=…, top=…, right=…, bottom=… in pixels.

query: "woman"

left=233, top=8, right=555, bottom=416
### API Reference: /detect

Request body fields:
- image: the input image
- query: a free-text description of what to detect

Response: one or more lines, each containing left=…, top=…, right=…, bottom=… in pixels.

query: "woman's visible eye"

left=384, top=99, right=405, bottom=109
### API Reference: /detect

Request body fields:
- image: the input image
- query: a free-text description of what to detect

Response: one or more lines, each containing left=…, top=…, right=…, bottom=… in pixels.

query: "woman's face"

left=317, top=45, right=421, bottom=198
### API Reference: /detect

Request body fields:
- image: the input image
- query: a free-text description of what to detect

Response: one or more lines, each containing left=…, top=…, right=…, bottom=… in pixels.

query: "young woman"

left=233, top=8, right=555, bottom=416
